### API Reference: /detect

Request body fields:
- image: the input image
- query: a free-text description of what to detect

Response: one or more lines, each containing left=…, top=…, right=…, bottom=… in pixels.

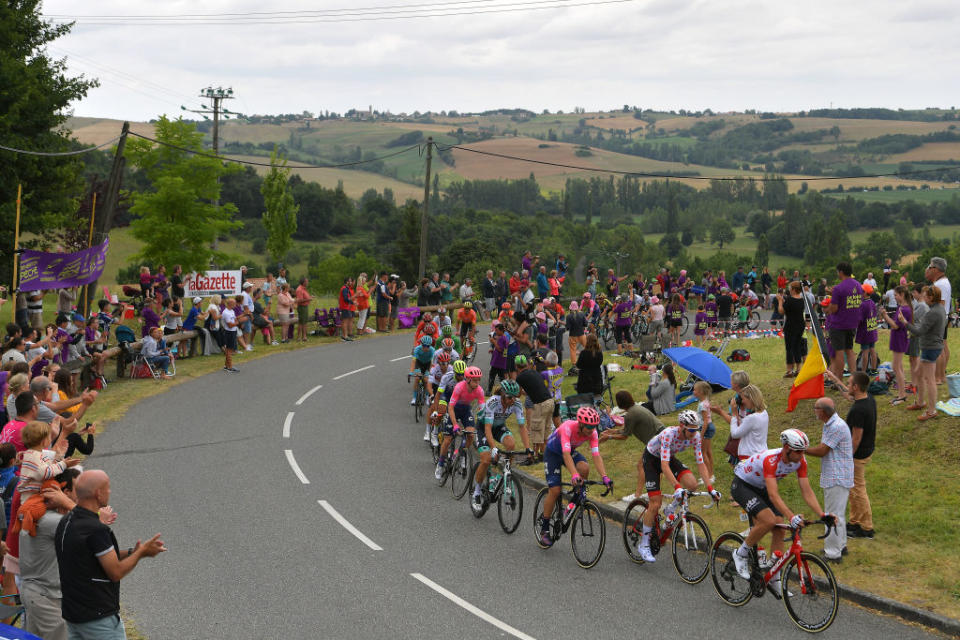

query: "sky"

left=41, top=0, right=960, bottom=121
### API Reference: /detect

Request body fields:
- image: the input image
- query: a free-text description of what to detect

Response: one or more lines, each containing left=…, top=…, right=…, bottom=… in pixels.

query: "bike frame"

left=761, top=525, right=812, bottom=594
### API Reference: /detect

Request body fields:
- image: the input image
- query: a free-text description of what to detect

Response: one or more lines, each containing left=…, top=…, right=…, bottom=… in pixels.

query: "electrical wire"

left=127, top=131, right=421, bottom=169
left=48, top=0, right=637, bottom=26
left=0, top=136, right=121, bottom=157
left=46, top=0, right=517, bottom=18
left=441, top=143, right=960, bottom=182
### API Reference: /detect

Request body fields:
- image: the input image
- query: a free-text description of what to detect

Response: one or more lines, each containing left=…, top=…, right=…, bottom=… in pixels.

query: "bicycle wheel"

left=621, top=497, right=650, bottom=564
left=431, top=430, right=442, bottom=465
left=450, top=447, right=471, bottom=500
left=747, top=311, right=760, bottom=330
left=710, top=532, right=753, bottom=606
left=570, top=501, right=606, bottom=569
left=671, top=513, right=712, bottom=584
left=680, top=314, right=690, bottom=336
left=532, top=488, right=561, bottom=548
left=497, top=475, right=524, bottom=534
left=413, top=384, right=422, bottom=423
left=781, top=551, right=839, bottom=633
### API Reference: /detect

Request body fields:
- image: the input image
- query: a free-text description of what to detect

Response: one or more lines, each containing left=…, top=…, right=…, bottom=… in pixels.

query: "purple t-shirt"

left=521, top=256, right=532, bottom=273
left=705, top=301, right=718, bottom=322
left=889, top=304, right=911, bottom=353
left=490, top=333, right=509, bottom=369
left=829, top=278, right=864, bottom=330
left=614, top=301, right=633, bottom=327
left=855, top=298, right=878, bottom=345
left=141, top=307, right=161, bottom=338
left=694, top=312, right=708, bottom=335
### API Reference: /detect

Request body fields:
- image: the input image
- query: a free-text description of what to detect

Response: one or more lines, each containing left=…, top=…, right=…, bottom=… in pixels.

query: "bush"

left=251, top=237, right=266, bottom=254
left=117, top=263, right=148, bottom=285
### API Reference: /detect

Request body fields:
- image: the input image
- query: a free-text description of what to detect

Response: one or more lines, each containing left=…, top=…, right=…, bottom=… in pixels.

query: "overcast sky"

left=42, top=0, right=960, bottom=121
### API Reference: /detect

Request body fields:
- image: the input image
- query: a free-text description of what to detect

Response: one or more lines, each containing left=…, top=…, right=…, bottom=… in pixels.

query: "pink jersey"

left=646, top=426, right=704, bottom=464
left=735, top=448, right=808, bottom=489
left=546, top=420, right=599, bottom=455
left=449, top=380, right=485, bottom=407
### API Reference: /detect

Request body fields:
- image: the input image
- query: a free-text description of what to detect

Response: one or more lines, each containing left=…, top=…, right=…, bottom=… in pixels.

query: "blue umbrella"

left=662, top=346, right=732, bottom=389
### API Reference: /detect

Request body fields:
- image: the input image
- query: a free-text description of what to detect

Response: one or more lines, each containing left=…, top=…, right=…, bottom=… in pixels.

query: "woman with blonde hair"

left=714, top=383, right=768, bottom=461
left=355, top=273, right=371, bottom=334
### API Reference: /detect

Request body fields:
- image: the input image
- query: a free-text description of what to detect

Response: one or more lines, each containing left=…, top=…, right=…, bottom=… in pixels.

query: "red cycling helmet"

left=464, top=366, right=483, bottom=380
left=436, top=351, right=452, bottom=363
left=576, top=406, right=601, bottom=427
left=441, top=338, right=454, bottom=349
left=423, top=324, right=436, bottom=334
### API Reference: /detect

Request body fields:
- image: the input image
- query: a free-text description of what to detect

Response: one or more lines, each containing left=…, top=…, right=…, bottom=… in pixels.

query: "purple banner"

left=17, top=239, right=110, bottom=292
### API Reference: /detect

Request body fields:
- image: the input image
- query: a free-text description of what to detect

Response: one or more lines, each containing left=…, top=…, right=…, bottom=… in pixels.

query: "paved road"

left=94, top=330, right=941, bottom=639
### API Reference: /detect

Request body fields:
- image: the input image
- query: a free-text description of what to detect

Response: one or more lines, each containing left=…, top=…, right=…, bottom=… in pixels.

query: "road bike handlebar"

left=774, top=516, right=837, bottom=540
left=560, top=480, right=613, bottom=497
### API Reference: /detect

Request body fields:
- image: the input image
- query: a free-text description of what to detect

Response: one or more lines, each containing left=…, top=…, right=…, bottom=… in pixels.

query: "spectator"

left=338, top=277, right=356, bottom=342
left=0, top=443, right=16, bottom=528
left=862, top=272, right=877, bottom=289
left=399, top=280, right=416, bottom=310
left=139, top=297, right=162, bottom=339
left=778, top=281, right=806, bottom=377
left=481, top=270, right=496, bottom=320
left=261, top=272, right=276, bottom=317
left=574, top=334, right=604, bottom=398
left=240, top=282, right=256, bottom=351
left=30, top=376, right=90, bottom=431
left=204, top=295, right=223, bottom=349
left=564, top=301, right=586, bottom=368
left=16, top=420, right=80, bottom=502
left=295, top=277, right=312, bottom=342
left=56, top=287, right=76, bottom=316
left=154, top=264, right=169, bottom=301
left=425, top=273, right=442, bottom=306
left=355, top=274, right=370, bottom=334
left=275, top=267, right=288, bottom=292
left=643, top=363, right=676, bottom=416
left=536, top=266, right=549, bottom=299
left=601, top=390, right=664, bottom=502
left=496, top=270, right=508, bottom=309
left=514, top=357, right=550, bottom=463
left=2, top=391, right=37, bottom=452
left=731, top=266, right=745, bottom=293
left=459, top=278, right=474, bottom=304
left=55, top=470, right=167, bottom=639
left=138, top=266, right=152, bottom=299
left=924, top=256, right=951, bottom=384
left=882, top=258, right=895, bottom=291
left=141, top=327, right=173, bottom=379
left=713, top=383, right=767, bottom=460
left=251, top=289, right=277, bottom=345
left=27, top=290, right=44, bottom=331
left=374, top=272, right=393, bottom=333
left=52, top=369, right=92, bottom=424
left=806, top=397, right=853, bottom=563
left=221, top=298, right=239, bottom=372
left=906, top=283, right=928, bottom=401
left=170, top=264, right=185, bottom=300
left=825, top=262, right=863, bottom=380
left=879, top=286, right=913, bottom=405
left=901, top=284, right=946, bottom=421
left=276, top=286, right=293, bottom=344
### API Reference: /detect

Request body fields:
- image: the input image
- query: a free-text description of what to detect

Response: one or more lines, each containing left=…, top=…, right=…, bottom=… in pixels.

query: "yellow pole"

left=83, top=193, right=97, bottom=313
left=11, top=184, right=22, bottom=323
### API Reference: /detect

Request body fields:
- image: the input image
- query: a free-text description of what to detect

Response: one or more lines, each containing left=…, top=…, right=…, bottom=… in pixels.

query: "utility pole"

left=418, top=137, right=433, bottom=280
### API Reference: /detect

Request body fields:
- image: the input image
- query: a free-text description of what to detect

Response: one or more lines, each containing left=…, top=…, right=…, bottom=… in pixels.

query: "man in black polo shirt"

left=717, top=287, right=734, bottom=332
left=515, top=355, right=554, bottom=462
left=844, top=372, right=877, bottom=540
left=55, top=470, right=166, bottom=639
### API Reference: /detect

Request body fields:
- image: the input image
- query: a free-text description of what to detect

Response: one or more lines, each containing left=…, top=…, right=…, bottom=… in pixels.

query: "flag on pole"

left=787, top=333, right=827, bottom=412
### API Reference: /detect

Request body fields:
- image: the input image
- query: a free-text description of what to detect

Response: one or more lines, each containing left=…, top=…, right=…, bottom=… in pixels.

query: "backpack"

left=867, top=380, right=889, bottom=395
left=115, top=325, right=136, bottom=344
left=727, top=349, right=751, bottom=362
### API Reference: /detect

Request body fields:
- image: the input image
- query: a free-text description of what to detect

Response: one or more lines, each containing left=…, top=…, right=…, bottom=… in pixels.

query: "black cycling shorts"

left=642, top=450, right=690, bottom=494
left=730, top=477, right=782, bottom=519
left=477, top=422, right=513, bottom=451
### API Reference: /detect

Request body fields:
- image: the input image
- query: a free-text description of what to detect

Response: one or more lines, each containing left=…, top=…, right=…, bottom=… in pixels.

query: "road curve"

left=94, top=330, right=941, bottom=639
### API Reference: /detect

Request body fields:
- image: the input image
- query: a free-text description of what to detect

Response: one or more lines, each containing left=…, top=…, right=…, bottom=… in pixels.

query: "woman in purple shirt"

left=880, top=285, right=912, bottom=405
left=613, top=298, right=633, bottom=354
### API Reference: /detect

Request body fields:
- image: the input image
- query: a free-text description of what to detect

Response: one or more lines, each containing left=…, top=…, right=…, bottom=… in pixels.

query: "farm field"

left=888, top=142, right=960, bottom=163
left=823, top=188, right=960, bottom=204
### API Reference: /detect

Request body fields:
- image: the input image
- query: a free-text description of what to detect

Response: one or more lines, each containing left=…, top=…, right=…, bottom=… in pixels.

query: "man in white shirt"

left=925, top=257, right=952, bottom=384
left=241, top=282, right=255, bottom=351
left=862, top=272, right=877, bottom=289
left=459, top=278, right=474, bottom=303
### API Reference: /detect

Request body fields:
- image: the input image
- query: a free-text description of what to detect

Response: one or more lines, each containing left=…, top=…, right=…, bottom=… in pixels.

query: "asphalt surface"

left=93, top=328, right=944, bottom=639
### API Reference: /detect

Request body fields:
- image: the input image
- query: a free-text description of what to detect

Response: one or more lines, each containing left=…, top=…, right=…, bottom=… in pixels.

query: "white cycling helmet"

left=677, top=410, right=701, bottom=428
left=780, top=428, right=810, bottom=451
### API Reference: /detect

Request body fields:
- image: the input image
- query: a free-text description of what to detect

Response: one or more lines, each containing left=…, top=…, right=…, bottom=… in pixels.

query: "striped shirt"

left=17, top=450, right=67, bottom=499
left=819, top=413, right=854, bottom=489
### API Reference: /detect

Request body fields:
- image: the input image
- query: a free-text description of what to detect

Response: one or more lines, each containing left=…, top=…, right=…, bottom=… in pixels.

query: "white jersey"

left=432, top=349, right=460, bottom=365
left=482, top=395, right=525, bottom=426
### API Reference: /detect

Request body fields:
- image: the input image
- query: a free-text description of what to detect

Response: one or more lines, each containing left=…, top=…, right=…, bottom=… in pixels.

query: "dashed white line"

left=318, top=500, right=383, bottom=551
left=282, top=412, right=295, bottom=439
left=333, top=364, right=376, bottom=380
left=284, top=449, right=310, bottom=484
left=390, top=355, right=411, bottom=362
left=295, top=384, right=323, bottom=406
left=476, top=340, right=488, bottom=345
left=410, top=573, right=536, bottom=640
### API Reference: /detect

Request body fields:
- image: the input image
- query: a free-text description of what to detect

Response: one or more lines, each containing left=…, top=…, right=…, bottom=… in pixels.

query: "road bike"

left=469, top=450, right=526, bottom=533
left=462, top=334, right=478, bottom=365
left=533, top=480, right=612, bottom=569
left=409, top=372, right=427, bottom=422
left=446, top=427, right=476, bottom=500
left=710, top=517, right=839, bottom=633
left=621, top=489, right=716, bottom=584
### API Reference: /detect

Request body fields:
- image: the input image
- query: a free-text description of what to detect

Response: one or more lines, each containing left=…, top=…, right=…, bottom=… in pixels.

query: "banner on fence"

left=17, top=240, right=110, bottom=292
left=183, top=271, right=242, bottom=298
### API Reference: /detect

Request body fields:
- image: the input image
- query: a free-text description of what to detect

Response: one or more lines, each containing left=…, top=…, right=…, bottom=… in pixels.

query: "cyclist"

left=471, top=380, right=525, bottom=509
left=636, top=410, right=720, bottom=563
left=456, top=301, right=477, bottom=344
left=440, top=324, right=462, bottom=353
left=410, top=319, right=437, bottom=375
left=423, top=352, right=452, bottom=441
left=432, top=337, right=460, bottom=365
left=409, top=335, right=435, bottom=404
left=538, top=407, right=613, bottom=547
left=431, top=360, right=467, bottom=469
left=730, top=429, right=836, bottom=583
left=437, top=366, right=486, bottom=476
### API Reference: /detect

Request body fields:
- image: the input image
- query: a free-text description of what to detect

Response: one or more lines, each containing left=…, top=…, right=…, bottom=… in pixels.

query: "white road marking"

left=390, top=355, right=411, bottom=362
left=284, top=449, right=309, bottom=484
left=409, top=573, right=537, bottom=640
left=295, top=384, right=323, bottom=406
left=333, top=364, right=375, bottom=380
left=318, top=500, right=383, bottom=551
left=282, top=412, right=295, bottom=439
left=476, top=340, right=488, bottom=345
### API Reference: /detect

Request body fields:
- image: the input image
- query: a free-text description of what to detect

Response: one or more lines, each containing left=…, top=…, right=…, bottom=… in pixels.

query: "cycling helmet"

left=583, top=292, right=592, bottom=299
left=419, top=335, right=434, bottom=346
left=453, top=360, right=467, bottom=375
left=436, top=351, right=452, bottom=363
left=423, top=324, right=436, bottom=334
left=677, top=410, right=701, bottom=428
left=708, top=294, right=715, bottom=301
left=576, top=406, right=601, bottom=428
left=780, top=428, right=810, bottom=451
left=441, top=338, right=454, bottom=350
left=423, top=312, right=433, bottom=321
left=501, top=302, right=512, bottom=309
left=441, top=325, right=453, bottom=336
left=464, top=301, right=473, bottom=309
left=500, top=380, right=521, bottom=397
left=464, top=366, right=483, bottom=380
left=514, top=354, right=528, bottom=367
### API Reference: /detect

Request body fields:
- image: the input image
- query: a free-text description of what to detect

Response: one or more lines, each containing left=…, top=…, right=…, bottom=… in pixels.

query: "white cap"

left=243, top=282, right=253, bottom=289
left=192, top=296, right=202, bottom=303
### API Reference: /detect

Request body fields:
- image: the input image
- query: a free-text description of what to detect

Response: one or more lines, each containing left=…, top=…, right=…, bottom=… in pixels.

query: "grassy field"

left=522, top=332, right=960, bottom=619
left=642, top=226, right=803, bottom=270
left=824, top=188, right=960, bottom=204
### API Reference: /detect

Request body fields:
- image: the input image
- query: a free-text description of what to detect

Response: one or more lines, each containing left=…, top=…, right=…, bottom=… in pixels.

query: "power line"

left=441, top=143, right=960, bottom=182
left=48, top=0, right=638, bottom=26
left=0, top=136, right=121, bottom=157
left=127, top=131, right=423, bottom=169
left=45, top=0, right=511, bottom=18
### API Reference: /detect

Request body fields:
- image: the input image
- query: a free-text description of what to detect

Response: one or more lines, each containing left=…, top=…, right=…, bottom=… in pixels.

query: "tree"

left=1, top=2, right=98, bottom=284
left=124, top=116, right=240, bottom=272
left=710, top=217, right=736, bottom=248
left=754, top=233, right=769, bottom=268
left=658, top=232, right=682, bottom=256
left=681, top=229, right=694, bottom=247
left=261, top=149, right=299, bottom=265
